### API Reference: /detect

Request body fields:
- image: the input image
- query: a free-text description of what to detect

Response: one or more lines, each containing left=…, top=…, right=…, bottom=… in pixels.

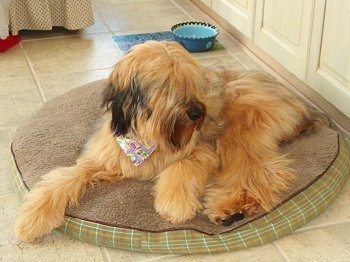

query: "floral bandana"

left=116, top=135, right=156, bottom=166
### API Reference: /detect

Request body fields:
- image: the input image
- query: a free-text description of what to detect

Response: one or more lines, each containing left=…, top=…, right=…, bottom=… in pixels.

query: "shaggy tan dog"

left=15, top=41, right=321, bottom=241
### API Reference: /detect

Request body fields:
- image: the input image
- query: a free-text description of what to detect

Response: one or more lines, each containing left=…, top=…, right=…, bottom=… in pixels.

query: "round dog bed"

left=9, top=80, right=350, bottom=254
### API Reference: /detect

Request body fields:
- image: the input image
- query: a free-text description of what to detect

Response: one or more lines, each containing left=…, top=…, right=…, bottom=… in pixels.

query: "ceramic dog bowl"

left=171, top=21, right=219, bottom=52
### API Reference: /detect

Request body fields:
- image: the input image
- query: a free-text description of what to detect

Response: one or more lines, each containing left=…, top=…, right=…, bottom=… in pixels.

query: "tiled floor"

left=1, top=0, right=349, bottom=261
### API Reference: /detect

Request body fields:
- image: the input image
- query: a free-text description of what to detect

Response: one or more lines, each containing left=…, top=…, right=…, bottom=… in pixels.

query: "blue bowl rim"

left=171, top=21, right=219, bottom=40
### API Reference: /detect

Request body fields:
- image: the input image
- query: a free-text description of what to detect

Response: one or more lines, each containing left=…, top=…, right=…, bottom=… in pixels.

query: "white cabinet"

left=212, top=0, right=256, bottom=38
left=307, top=0, right=350, bottom=118
left=253, top=0, right=314, bottom=81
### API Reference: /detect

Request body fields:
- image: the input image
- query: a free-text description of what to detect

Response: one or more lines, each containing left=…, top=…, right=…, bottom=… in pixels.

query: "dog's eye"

left=187, top=107, right=203, bottom=121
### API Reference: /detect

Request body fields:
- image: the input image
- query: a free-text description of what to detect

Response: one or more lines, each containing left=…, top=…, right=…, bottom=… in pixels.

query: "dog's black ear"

left=102, top=78, right=146, bottom=136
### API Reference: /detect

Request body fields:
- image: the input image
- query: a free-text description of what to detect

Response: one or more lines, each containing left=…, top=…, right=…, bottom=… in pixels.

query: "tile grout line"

left=100, top=247, right=112, bottom=262
left=170, top=0, right=196, bottom=20
left=293, top=220, right=350, bottom=234
left=21, top=31, right=109, bottom=43
left=27, top=67, right=113, bottom=77
left=229, top=51, right=250, bottom=70
left=92, top=6, right=114, bottom=36
left=273, top=242, right=292, bottom=262
left=19, top=42, right=47, bottom=103
left=92, top=7, right=125, bottom=57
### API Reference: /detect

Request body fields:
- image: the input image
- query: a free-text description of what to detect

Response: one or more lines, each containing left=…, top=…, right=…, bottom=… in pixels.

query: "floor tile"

left=274, top=223, right=350, bottom=261
left=95, top=0, right=190, bottom=33
left=37, top=69, right=111, bottom=101
left=105, top=249, right=182, bottom=261
left=189, top=48, right=232, bottom=60
left=0, top=77, right=43, bottom=128
left=295, top=179, right=350, bottom=232
left=0, top=127, right=17, bottom=194
left=0, top=190, right=104, bottom=262
left=0, top=44, right=32, bottom=79
left=197, top=54, right=249, bottom=70
left=105, top=243, right=285, bottom=262
left=21, top=33, right=122, bottom=75
left=231, top=51, right=266, bottom=71
left=175, top=244, right=285, bottom=262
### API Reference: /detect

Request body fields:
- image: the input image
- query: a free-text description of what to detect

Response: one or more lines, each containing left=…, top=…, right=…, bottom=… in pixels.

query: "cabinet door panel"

left=307, top=0, right=350, bottom=118
left=254, top=0, right=314, bottom=80
left=212, top=0, right=256, bottom=38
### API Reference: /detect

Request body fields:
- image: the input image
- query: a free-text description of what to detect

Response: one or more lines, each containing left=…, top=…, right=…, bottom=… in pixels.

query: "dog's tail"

left=15, top=158, right=118, bottom=242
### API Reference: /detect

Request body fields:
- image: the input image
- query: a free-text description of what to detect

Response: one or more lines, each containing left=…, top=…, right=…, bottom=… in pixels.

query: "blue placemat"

left=113, top=31, right=175, bottom=52
left=112, top=31, right=224, bottom=53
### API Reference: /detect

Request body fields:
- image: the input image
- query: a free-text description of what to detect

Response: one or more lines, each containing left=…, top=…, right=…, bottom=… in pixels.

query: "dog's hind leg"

left=203, top=105, right=296, bottom=226
left=203, top=153, right=295, bottom=226
left=15, top=156, right=119, bottom=242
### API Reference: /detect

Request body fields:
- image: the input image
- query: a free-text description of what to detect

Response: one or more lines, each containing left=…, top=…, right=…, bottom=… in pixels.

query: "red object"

left=0, top=35, right=21, bottom=52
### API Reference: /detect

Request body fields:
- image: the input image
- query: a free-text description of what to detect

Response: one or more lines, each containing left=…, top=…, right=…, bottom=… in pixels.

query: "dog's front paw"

left=154, top=193, right=202, bottom=225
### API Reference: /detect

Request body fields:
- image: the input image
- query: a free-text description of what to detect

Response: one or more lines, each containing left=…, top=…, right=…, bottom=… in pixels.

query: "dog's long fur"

left=15, top=41, right=322, bottom=242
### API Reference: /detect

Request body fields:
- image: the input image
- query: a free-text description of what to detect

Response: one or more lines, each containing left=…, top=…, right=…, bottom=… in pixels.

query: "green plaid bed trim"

left=8, top=135, right=350, bottom=255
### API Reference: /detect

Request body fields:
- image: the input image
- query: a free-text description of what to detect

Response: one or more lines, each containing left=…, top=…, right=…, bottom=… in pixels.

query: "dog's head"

left=102, top=41, right=209, bottom=151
